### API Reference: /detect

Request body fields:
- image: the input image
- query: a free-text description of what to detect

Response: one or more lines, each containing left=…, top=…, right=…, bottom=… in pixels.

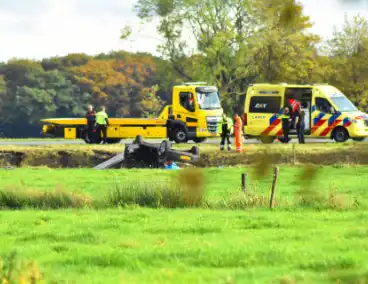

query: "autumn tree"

left=133, top=0, right=320, bottom=113
left=325, top=14, right=368, bottom=110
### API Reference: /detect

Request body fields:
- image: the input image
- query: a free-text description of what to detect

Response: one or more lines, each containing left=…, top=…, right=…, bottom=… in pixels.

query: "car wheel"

left=333, top=127, right=348, bottom=143
left=174, top=128, right=188, bottom=144
left=158, top=140, right=171, bottom=157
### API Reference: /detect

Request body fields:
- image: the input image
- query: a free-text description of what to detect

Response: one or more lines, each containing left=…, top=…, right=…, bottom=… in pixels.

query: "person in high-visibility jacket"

left=96, top=106, right=109, bottom=144
left=233, top=113, right=243, bottom=152
left=218, top=113, right=233, bottom=151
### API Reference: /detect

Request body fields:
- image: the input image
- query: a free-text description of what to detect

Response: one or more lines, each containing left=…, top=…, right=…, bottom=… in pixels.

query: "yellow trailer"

left=41, top=83, right=224, bottom=144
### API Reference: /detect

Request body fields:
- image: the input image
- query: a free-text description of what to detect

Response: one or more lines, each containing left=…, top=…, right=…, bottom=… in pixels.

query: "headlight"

left=353, top=119, right=364, bottom=125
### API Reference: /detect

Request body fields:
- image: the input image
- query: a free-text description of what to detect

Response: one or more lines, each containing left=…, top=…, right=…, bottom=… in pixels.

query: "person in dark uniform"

left=296, top=104, right=306, bottom=144
left=280, top=107, right=291, bottom=143
left=85, top=105, right=96, bottom=143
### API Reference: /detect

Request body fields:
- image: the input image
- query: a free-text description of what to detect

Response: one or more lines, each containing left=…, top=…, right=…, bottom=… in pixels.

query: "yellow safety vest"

left=96, top=111, right=108, bottom=125
left=218, top=117, right=233, bottom=134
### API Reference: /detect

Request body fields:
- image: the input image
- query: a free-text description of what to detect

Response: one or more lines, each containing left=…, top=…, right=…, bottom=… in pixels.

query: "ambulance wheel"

left=193, top=138, right=207, bottom=143
left=259, top=136, right=274, bottom=144
left=352, top=137, right=366, bottom=142
left=173, top=128, right=188, bottom=144
left=333, top=127, right=348, bottom=143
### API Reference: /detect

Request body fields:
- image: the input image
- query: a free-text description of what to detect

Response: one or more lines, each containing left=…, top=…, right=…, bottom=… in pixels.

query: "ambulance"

left=243, top=83, right=368, bottom=143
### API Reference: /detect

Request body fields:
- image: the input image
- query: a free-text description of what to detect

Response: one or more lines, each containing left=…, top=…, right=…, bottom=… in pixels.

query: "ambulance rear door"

left=247, top=86, right=284, bottom=136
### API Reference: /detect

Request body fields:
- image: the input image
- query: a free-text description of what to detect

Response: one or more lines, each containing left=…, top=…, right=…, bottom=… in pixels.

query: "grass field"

left=1, top=209, right=368, bottom=283
left=0, top=166, right=367, bottom=206
left=1, top=166, right=368, bottom=283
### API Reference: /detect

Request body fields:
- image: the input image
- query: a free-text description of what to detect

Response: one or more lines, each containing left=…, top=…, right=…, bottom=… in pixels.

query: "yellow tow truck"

left=41, top=82, right=224, bottom=144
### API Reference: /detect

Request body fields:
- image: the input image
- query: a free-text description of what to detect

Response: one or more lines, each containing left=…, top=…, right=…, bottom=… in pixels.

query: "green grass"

left=0, top=167, right=367, bottom=202
left=1, top=209, right=368, bottom=283
left=0, top=167, right=367, bottom=283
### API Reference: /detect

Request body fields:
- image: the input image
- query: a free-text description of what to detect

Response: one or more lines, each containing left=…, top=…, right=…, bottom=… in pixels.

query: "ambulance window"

left=315, top=97, right=334, bottom=114
left=249, top=96, right=281, bottom=113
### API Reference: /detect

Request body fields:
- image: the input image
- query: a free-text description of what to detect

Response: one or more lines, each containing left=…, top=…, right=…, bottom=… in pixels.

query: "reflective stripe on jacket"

left=218, top=117, right=233, bottom=134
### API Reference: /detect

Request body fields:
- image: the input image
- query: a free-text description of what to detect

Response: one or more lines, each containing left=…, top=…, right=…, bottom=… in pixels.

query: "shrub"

left=106, top=168, right=205, bottom=208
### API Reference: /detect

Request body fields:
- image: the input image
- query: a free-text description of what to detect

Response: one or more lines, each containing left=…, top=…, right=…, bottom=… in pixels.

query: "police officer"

left=218, top=113, right=233, bottom=151
left=85, top=105, right=96, bottom=143
left=96, top=106, right=109, bottom=144
left=279, top=107, right=291, bottom=143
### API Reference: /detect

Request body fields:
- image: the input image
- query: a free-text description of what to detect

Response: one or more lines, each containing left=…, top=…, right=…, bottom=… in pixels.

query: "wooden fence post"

left=241, top=173, right=247, bottom=193
left=270, top=166, right=279, bottom=209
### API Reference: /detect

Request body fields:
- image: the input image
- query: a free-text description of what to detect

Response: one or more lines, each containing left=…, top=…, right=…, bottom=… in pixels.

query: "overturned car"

left=94, top=135, right=200, bottom=170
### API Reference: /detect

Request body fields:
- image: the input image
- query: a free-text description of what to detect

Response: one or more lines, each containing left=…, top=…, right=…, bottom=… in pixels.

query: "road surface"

left=0, top=137, right=358, bottom=146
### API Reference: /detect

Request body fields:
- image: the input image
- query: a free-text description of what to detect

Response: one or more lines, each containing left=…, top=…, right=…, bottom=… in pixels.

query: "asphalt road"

left=0, top=137, right=357, bottom=146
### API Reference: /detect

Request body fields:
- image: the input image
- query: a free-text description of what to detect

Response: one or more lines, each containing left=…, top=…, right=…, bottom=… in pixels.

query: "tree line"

left=0, top=51, right=179, bottom=137
left=1, top=0, right=368, bottom=137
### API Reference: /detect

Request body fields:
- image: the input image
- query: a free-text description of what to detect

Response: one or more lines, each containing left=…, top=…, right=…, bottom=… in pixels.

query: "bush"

left=106, top=168, right=205, bottom=208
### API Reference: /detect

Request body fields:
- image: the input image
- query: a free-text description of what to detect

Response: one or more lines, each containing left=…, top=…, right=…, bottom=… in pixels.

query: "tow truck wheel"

left=82, top=130, right=91, bottom=144
left=333, top=127, right=348, bottom=143
left=173, top=128, right=188, bottom=144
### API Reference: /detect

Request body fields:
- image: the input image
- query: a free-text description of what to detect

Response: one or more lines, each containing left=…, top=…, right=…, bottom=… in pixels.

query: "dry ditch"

left=1, top=144, right=368, bottom=168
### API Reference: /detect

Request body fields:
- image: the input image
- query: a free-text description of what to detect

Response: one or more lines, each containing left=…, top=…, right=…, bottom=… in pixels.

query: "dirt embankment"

left=1, top=144, right=368, bottom=168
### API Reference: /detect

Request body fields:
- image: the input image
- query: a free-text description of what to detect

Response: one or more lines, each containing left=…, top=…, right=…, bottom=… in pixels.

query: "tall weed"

left=0, top=186, right=91, bottom=209
left=107, top=168, right=205, bottom=208
left=0, top=251, right=43, bottom=283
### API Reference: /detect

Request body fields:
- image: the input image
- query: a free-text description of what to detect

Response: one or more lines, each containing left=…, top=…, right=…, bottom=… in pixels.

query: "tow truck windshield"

left=196, top=91, right=221, bottom=110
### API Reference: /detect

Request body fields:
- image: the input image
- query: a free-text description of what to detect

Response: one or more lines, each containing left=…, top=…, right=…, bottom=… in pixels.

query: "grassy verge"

left=0, top=142, right=368, bottom=167
left=0, top=167, right=367, bottom=283
left=0, top=167, right=367, bottom=210
left=1, top=209, right=368, bottom=283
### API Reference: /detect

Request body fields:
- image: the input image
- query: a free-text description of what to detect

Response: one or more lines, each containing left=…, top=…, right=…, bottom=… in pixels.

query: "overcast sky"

left=1, top=0, right=368, bottom=62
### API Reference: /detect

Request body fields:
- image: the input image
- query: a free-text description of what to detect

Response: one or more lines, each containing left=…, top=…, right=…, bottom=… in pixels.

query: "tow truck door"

left=171, top=87, right=198, bottom=128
